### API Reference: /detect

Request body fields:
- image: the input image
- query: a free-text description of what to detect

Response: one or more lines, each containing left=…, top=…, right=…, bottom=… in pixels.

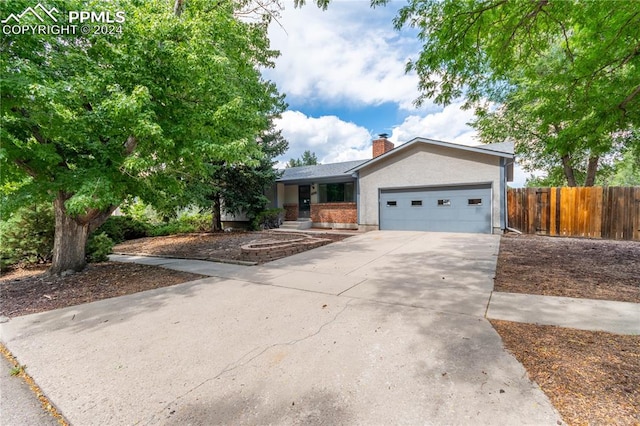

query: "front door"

left=298, top=185, right=311, bottom=219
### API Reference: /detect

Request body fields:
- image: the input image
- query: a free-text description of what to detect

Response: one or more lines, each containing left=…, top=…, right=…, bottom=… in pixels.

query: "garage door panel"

left=380, top=186, right=491, bottom=233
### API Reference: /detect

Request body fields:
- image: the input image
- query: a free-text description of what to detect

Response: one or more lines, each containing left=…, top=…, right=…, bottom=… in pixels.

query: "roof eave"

left=349, top=137, right=514, bottom=172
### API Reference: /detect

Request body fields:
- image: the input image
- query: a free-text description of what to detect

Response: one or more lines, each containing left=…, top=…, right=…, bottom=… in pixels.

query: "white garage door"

left=379, top=185, right=492, bottom=233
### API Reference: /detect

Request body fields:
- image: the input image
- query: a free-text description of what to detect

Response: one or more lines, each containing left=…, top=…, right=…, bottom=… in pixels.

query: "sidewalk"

left=486, top=291, right=640, bottom=335
left=110, top=254, right=640, bottom=336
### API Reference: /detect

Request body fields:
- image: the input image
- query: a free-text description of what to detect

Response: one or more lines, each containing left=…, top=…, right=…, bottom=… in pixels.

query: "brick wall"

left=240, top=236, right=331, bottom=263
left=311, top=202, right=357, bottom=225
left=372, top=138, right=395, bottom=158
left=283, top=203, right=298, bottom=221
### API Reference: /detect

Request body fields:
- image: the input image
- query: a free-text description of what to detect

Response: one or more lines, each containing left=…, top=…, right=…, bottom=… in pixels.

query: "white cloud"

left=266, top=2, right=424, bottom=110
left=389, top=102, right=480, bottom=146
left=276, top=109, right=534, bottom=188
left=265, top=3, right=535, bottom=187
left=275, top=110, right=372, bottom=166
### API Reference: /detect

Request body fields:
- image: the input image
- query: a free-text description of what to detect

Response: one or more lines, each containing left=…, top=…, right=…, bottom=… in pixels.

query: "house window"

left=468, top=198, right=482, bottom=206
left=437, top=199, right=451, bottom=206
left=318, top=182, right=355, bottom=203
left=411, top=200, right=422, bottom=206
left=386, top=200, right=397, bottom=206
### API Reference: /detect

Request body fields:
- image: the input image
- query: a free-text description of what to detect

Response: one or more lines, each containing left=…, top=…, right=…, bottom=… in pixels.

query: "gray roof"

left=278, top=159, right=367, bottom=182
left=478, top=141, right=514, bottom=154
left=348, top=137, right=514, bottom=173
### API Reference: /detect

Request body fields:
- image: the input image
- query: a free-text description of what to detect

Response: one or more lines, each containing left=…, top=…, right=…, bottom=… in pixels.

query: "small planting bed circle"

left=240, top=233, right=332, bottom=263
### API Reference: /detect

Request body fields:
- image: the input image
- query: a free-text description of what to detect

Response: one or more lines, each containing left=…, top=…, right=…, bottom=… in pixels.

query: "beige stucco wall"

left=284, top=185, right=298, bottom=204
left=276, top=183, right=285, bottom=208
left=357, top=143, right=503, bottom=231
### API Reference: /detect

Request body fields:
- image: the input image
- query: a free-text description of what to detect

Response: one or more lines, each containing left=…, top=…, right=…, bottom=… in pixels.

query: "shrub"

left=0, top=204, right=54, bottom=269
left=251, top=208, right=284, bottom=230
left=96, top=216, right=150, bottom=243
left=178, top=212, right=212, bottom=232
left=149, top=212, right=212, bottom=236
left=86, top=232, right=114, bottom=263
left=149, top=221, right=196, bottom=236
left=119, top=198, right=162, bottom=223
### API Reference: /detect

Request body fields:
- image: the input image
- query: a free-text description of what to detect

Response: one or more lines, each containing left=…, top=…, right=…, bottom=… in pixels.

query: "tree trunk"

left=584, top=156, right=599, bottom=187
left=173, top=0, right=184, bottom=16
left=561, top=154, right=578, bottom=187
left=50, top=193, right=90, bottom=275
left=212, top=193, right=222, bottom=232
left=49, top=192, right=118, bottom=275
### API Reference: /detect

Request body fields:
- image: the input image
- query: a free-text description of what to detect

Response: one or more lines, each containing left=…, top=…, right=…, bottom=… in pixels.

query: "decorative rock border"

left=240, top=233, right=332, bottom=263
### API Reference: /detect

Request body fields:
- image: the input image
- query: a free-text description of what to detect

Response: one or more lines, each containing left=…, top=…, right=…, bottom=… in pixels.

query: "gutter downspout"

left=500, top=157, right=507, bottom=232
left=503, top=157, right=520, bottom=234
left=352, top=172, right=360, bottom=229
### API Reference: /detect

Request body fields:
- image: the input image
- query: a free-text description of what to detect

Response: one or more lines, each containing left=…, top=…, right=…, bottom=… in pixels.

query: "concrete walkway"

left=108, top=255, right=640, bottom=336
left=1, top=230, right=605, bottom=425
left=487, top=292, right=640, bottom=335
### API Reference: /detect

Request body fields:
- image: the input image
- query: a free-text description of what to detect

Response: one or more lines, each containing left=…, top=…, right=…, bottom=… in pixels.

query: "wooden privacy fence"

left=507, top=187, right=640, bottom=241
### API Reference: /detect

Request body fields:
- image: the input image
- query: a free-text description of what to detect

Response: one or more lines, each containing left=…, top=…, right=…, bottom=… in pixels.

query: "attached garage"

left=379, top=184, right=492, bottom=233
left=350, top=137, right=514, bottom=234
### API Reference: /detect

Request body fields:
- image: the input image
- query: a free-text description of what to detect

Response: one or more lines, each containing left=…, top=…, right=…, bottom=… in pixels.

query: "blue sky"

left=262, top=1, right=530, bottom=186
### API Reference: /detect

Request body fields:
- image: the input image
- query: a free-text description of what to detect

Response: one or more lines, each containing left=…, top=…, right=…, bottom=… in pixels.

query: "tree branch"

left=14, top=160, right=39, bottom=178
left=174, top=0, right=184, bottom=16
left=619, top=84, right=640, bottom=115
left=504, top=0, right=548, bottom=52
left=124, top=135, right=137, bottom=155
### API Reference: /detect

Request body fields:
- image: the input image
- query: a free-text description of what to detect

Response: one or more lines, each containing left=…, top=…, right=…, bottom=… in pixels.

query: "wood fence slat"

left=549, top=188, right=557, bottom=236
left=507, top=186, right=639, bottom=241
left=583, top=187, right=591, bottom=237
left=602, top=187, right=612, bottom=239
left=591, top=187, right=602, bottom=238
left=631, top=186, right=640, bottom=241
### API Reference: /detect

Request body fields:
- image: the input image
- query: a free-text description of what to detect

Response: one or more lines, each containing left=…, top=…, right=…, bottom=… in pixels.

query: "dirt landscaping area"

left=0, top=231, right=351, bottom=318
left=111, top=230, right=350, bottom=264
left=495, top=233, right=639, bottom=303
left=493, top=233, right=639, bottom=426
left=1, top=231, right=638, bottom=425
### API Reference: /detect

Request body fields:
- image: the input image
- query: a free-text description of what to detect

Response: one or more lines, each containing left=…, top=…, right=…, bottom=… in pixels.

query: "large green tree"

left=209, top=125, right=289, bottom=231
left=1, top=0, right=285, bottom=274
left=384, top=0, right=640, bottom=186
left=286, top=150, right=319, bottom=168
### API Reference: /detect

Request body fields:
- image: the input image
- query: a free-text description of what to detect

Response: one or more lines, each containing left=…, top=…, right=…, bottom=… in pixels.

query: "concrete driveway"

left=1, top=231, right=562, bottom=425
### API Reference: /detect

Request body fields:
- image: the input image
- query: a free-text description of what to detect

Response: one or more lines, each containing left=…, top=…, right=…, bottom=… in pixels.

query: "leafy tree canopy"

left=287, top=150, right=319, bottom=168
left=386, top=0, right=640, bottom=186
left=1, top=0, right=285, bottom=272
left=210, top=125, right=289, bottom=231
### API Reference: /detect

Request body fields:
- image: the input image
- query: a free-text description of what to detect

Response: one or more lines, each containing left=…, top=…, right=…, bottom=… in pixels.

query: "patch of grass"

left=10, top=364, right=26, bottom=376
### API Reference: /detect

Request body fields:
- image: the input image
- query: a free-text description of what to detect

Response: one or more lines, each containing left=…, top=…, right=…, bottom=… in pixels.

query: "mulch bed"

left=491, top=320, right=640, bottom=426
left=492, top=233, right=640, bottom=425
left=0, top=263, right=205, bottom=318
left=494, top=233, right=640, bottom=303
left=112, top=230, right=350, bottom=263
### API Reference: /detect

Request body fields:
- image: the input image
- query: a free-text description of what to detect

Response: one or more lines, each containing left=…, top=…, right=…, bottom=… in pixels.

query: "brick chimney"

left=372, top=133, right=394, bottom=158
